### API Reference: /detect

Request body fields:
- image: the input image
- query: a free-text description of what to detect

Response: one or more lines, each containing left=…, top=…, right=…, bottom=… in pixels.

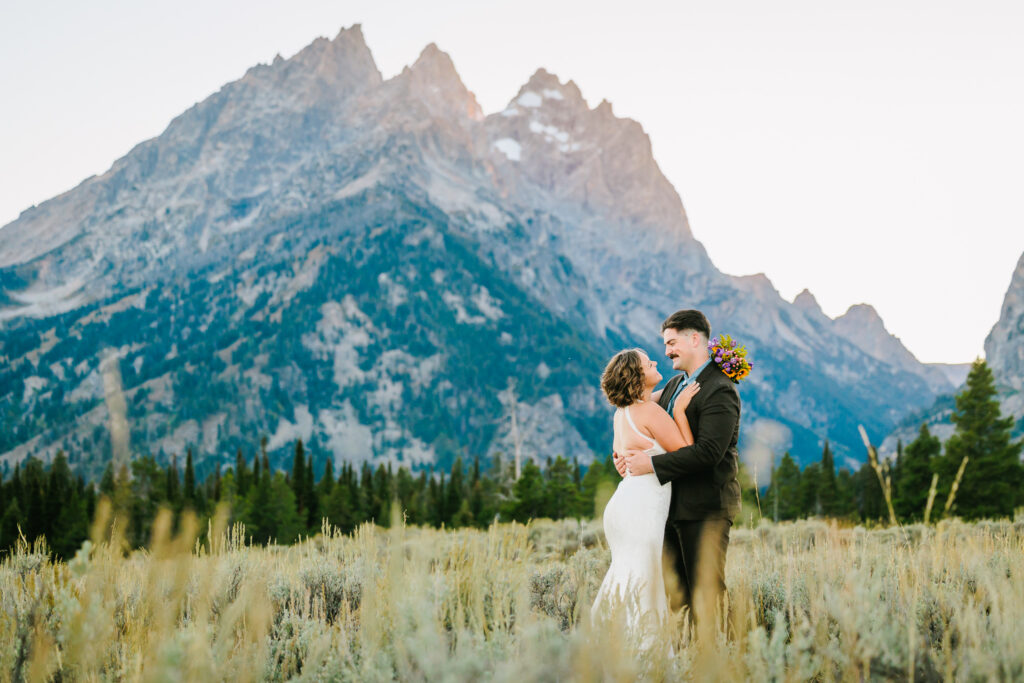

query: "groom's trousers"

left=664, top=518, right=732, bottom=630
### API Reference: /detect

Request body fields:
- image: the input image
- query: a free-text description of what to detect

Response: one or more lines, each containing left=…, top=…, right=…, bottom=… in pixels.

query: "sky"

left=2, top=0, right=1023, bottom=364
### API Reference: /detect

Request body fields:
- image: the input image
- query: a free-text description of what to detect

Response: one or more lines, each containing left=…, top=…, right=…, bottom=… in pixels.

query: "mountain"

left=984, top=251, right=1024, bottom=427
left=926, top=363, right=971, bottom=389
left=792, top=294, right=952, bottom=395
left=0, top=26, right=953, bottom=478
left=881, top=251, right=1024, bottom=454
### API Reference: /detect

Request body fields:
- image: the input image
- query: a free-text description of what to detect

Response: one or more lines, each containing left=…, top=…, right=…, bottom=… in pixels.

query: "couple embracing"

left=591, top=309, right=742, bottom=649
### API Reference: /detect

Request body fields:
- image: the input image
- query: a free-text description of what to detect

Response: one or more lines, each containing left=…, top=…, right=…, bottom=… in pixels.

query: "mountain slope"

left=0, top=26, right=952, bottom=475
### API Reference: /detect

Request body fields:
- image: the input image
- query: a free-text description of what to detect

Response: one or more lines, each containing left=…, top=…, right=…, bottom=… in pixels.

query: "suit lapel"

left=658, top=374, right=684, bottom=412
left=683, top=361, right=720, bottom=426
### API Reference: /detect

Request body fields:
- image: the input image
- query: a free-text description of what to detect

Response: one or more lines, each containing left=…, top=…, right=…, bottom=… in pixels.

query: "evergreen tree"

left=893, top=424, right=940, bottom=521
left=854, top=462, right=885, bottom=521
left=22, top=458, right=46, bottom=542
left=818, top=441, right=838, bottom=516
left=10, top=463, right=24, bottom=509
left=324, top=475, right=355, bottom=533
left=937, top=359, right=1023, bottom=519
left=766, top=452, right=801, bottom=520
left=45, top=451, right=73, bottom=542
left=316, top=459, right=335, bottom=521
left=252, top=451, right=261, bottom=484
left=544, top=456, right=577, bottom=520
left=446, top=458, right=465, bottom=527
left=235, top=448, right=249, bottom=497
left=394, top=466, right=417, bottom=524
left=415, top=469, right=432, bottom=526
left=166, top=456, right=180, bottom=508
left=834, top=468, right=856, bottom=517
left=1, top=499, right=22, bottom=551
left=291, top=440, right=306, bottom=516
left=508, top=460, right=546, bottom=522
left=183, top=448, right=196, bottom=506
left=469, top=457, right=485, bottom=527
left=242, top=471, right=301, bottom=544
left=304, top=453, right=318, bottom=529
left=213, top=466, right=222, bottom=502
left=798, top=462, right=822, bottom=517
left=580, top=462, right=610, bottom=519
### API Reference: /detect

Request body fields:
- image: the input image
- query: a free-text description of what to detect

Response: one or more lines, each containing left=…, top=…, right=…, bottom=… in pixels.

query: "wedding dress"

left=591, top=404, right=672, bottom=647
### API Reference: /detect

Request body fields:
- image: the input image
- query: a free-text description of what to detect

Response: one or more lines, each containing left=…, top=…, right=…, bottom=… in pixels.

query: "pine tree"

left=855, top=462, right=885, bottom=521
left=304, top=453, right=318, bottom=529
left=766, top=452, right=801, bottom=520
left=544, top=456, right=577, bottom=520
left=818, top=441, right=838, bottom=516
left=324, top=475, right=355, bottom=533
left=893, top=424, right=940, bottom=521
left=23, top=458, right=47, bottom=542
left=937, top=359, right=1023, bottom=520
left=213, top=466, right=222, bottom=502
left=509, top=460, right=546, bottom=522
left=834, top=468, right=856, bottom=517
left=291, top=440, right=306, bottom=516
left=469, top=457, right=485, bottom=527
left=580, top=462, right=609, bottom=519
left=446, top=458, right=465, bottom=527
left=317, top=459, right=335, bottom=508
left=183, top=448, right=196, bottom=506
left=252, top=450, right=261, bottom=484
left=166, top=456, right=180, bottom=508
left=235, top=448, right=249, bottom=497
left=798, top=462, right=822, bottom=517
left=0, top=499, right=22, bottom=551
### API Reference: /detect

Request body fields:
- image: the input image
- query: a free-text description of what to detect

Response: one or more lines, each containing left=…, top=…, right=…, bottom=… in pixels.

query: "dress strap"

left=623, top=406, right=656, bottom=447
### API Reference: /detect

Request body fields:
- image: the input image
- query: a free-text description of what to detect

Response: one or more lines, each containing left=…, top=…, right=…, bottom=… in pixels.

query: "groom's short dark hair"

left=661, top=310, right=711, bottom=339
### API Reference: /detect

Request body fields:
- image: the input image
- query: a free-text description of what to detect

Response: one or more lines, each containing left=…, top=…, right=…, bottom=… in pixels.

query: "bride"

left=591, top=348, right=699, bottom=647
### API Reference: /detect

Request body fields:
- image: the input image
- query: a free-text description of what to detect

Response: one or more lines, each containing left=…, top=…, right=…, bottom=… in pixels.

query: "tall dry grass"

left=1, top=500, right=1022, bottom=681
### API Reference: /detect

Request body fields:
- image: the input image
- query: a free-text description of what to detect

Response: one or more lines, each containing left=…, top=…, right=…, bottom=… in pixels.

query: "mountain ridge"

left=0, top=26, right=953, bottom=476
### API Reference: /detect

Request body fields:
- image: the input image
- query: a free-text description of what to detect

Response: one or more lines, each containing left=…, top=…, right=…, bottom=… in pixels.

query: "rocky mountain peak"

left=486, top=69, right=691, bottom=240
left=793, top=288, right=830, bottom=322
left=837, top=303, right=883, bottom=325
left=509, top=69, right=587, bottom=112
left=390, top=43, right=483, bottom=121
left=835, top=304, right=916, bottom=363
left=984, top=250, right=1024, bottom=391
left=243, top=23, right=382, bottom=100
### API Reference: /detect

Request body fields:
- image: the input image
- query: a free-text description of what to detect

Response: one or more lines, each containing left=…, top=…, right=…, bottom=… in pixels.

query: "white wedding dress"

left=591, top=404, right=673, bottom=648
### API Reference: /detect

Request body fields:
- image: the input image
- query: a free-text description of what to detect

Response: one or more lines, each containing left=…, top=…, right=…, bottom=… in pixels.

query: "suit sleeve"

left=650, top=383, right=739, bottom=485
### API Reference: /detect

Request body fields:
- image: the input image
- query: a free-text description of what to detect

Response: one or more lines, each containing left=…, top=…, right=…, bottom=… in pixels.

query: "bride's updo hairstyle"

left=601, top=349, right=646, bottom=408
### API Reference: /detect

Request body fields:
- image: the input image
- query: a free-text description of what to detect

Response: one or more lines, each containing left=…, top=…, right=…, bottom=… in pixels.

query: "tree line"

left=1, top=359, right=1019, bottom=560
left=0, top=435, right=624, bottom=558
left=765, top=359, right=1023, bottom=522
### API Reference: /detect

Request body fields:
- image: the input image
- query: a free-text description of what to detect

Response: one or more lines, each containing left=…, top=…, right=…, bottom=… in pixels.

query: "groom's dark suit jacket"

left=652, top=362, right=741, bottom=521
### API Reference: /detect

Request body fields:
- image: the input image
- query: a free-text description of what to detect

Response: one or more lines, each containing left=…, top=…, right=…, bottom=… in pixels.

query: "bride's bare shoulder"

left=633, top=401, right=668, bottom=418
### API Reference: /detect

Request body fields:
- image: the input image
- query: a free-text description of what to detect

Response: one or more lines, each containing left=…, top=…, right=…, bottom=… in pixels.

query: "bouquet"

left=708, top=334, right=753, bottom=383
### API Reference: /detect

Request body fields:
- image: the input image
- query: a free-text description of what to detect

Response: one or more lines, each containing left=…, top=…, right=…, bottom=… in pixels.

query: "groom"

left=615, top=309, right=741, bottom=633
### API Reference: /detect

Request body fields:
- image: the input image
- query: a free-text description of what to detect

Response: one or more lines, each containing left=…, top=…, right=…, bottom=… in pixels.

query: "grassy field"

left=1, top=500, right=1022, bottom=682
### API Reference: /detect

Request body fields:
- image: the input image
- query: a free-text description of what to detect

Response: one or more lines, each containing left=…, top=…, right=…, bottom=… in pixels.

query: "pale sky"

left=2, top=0, right=1023, bottom=364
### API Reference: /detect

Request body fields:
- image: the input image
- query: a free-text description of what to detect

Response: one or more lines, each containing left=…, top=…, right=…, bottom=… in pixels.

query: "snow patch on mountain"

left=516, top=91, right=543, bottom=108
left=493, top=138, right=522, bottom=161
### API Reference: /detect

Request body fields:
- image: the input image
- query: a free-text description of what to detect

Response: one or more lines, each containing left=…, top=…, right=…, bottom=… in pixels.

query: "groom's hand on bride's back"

left=623, top=449, right=655, bottom=475
left=612, top=452, right=628, bottom=478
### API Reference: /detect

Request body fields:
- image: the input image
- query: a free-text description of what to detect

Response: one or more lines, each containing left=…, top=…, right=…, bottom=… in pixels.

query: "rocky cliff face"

left=983, top=251, right=1024, bottom=428
left=985, top=252, right=1024, bottom=392
left=0, top=26, right=953, bottom=476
